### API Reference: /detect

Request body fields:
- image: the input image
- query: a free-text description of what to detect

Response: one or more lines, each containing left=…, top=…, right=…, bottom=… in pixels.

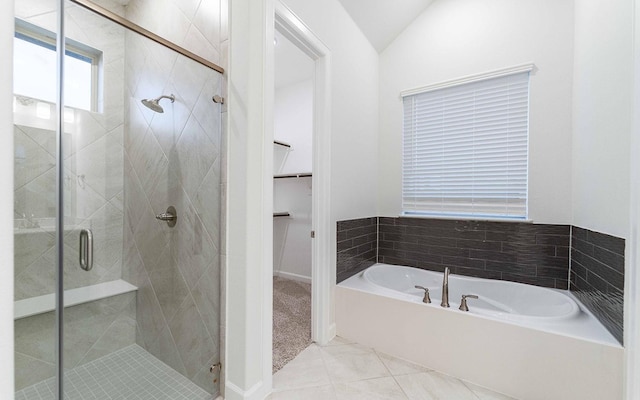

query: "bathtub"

left=363, top=264, right=580, bottom=324
left=336, top=263, right=623, bottom=400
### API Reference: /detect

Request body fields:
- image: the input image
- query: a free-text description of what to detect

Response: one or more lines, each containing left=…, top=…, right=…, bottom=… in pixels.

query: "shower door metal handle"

left=79, top=229, right=94, bottom=271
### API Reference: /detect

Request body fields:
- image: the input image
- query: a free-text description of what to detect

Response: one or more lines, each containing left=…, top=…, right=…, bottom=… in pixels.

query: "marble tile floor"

left=268, top=336, right=517, bottom=400
left=15, top=344, right=217, bottom=400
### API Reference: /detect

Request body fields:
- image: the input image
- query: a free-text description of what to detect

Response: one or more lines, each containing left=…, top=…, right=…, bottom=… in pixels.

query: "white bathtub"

left=336, top=263, right=624, bottom=400
left=363, top=264, right=580, bottom=324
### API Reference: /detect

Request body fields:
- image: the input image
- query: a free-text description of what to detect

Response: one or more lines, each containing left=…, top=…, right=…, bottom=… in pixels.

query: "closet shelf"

left=274, top=140, right=292, bottom=148
left=274, top=173, right=312, bottom=179
left=273, top=212, right=291, bottom=218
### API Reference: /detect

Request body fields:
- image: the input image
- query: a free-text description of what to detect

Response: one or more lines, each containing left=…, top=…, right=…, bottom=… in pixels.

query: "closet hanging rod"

left=274, top=140, right=291, bottom=148
left=69, top=0, right=225, bottom=74
left=274, top=173, right=312, bottom=179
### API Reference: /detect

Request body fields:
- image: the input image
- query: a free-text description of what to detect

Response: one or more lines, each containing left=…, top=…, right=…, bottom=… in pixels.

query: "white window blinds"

left=402, top=70, right=530, bottom=219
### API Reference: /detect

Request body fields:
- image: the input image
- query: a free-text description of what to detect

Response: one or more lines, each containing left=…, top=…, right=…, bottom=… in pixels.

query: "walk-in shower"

left=12, top=0, right=224, bottom=398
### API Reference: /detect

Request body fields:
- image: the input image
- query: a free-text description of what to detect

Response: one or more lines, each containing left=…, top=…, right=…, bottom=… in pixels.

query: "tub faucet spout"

left=441, top=267, right=450, bottom=308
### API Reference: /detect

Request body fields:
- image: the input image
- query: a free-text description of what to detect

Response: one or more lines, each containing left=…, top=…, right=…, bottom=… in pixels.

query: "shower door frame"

left=68, top=0, right=224, bottom=72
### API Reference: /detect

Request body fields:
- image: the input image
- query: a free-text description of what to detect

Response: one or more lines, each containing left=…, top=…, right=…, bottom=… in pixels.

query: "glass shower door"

left=13, top=0, right=60, bottom=394
left=59, top=2, right=134, bottom=393
left=13, top=0, right=223, bottom=398
left=60, top=1, right=223, bottom=398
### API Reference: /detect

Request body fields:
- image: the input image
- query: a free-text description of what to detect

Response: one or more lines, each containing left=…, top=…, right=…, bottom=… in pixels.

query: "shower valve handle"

left=155, top=212, right=176, bottom=221
left=155, top=206, right=177, bottom=227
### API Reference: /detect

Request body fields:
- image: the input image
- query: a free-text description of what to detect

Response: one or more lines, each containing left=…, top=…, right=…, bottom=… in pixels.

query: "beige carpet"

left=273, top=276, right=312, bottom=373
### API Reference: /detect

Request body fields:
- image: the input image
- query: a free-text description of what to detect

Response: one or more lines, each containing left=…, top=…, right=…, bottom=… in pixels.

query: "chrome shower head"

left=141, top=98, right=164, bottom=113
left=141, top=94, right=175, bottom=113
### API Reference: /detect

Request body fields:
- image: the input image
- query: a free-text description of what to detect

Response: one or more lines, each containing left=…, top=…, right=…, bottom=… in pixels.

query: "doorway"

left=272, top=28, right=315, bottom=372
left=268, top=2, right=333, bottom=379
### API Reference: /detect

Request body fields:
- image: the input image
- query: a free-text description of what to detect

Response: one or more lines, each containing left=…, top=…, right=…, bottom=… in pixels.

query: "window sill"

left=399, top=212, right=533, bottom=224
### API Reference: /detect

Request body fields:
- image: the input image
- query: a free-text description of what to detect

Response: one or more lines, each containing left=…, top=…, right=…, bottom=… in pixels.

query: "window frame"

left=14, top=18, right=102, bottom=112
left=400, top=64, right=534, bottom=221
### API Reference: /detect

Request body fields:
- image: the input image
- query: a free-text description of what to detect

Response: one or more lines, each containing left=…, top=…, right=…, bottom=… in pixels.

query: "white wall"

left=226, top=0, right=274, bottom=398
left=626, top=3, right=640, bottom=397
left=572, top=2, right=636, bottom=398
left=0, top=0, right=14, bottom=397
left=273, top=79, right=313, bottom=282
left=378, top=0, right=575, bottom=224
left=274, top=80, right=313, bottom=174
left=273, top=178, right=312, bottom=281
left=572, top=0, right=633, bottom=239
left=280, top=0, right=379, bottom=222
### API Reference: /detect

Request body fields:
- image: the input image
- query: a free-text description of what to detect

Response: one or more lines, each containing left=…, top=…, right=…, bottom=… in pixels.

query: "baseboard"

left=274, top=271, right=311, bottom=284
left=224, top=380, right=269, bottom=400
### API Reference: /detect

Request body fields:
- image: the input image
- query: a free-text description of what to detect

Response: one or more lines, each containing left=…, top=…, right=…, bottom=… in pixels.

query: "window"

left=13, top=19, right=102, bottom=111
left=402, top=67, right=531, bottom=220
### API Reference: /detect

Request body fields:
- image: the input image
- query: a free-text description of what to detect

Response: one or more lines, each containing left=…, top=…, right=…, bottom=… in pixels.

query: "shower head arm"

left=155, top=94, right=175, bottom=103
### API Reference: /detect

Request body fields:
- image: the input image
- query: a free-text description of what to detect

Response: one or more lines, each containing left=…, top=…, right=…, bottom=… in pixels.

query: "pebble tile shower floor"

left=15, top=345, right=213, bottom=400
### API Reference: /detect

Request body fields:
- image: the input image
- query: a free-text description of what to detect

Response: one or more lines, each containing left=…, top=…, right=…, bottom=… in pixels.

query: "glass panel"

left=13, top=34, right=59, bottom=106
left=61, top=2, right=222, bottom=399
left=14, top=19, right=98, bottom=111
left=12, top=0, right=60, bottom=396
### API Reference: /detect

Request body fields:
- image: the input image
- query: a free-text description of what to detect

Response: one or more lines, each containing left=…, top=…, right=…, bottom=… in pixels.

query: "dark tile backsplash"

left=570, top=226, right=625, bottom=344
left=336, top=218, right=377, bottom=283
left=336, top=216, right=571, bottom=288
left=336, top=217, right=626, bottom=344
left=378, top=218, right=570, bottom=289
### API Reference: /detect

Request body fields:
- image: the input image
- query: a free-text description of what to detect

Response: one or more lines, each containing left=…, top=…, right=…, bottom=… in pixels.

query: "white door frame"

left=224, top=2, right=331, bottom=398
left=0, top=1, right=14, bottom=398
left=274, top=2, right=333, bottom=345
left=625, top=1, right=640, bottom=398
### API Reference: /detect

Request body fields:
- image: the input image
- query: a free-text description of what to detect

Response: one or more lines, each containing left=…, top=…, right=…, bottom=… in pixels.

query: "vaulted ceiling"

left=337, top=0, right=434, bottom=52
left=275, top=0, right=438, bottom=88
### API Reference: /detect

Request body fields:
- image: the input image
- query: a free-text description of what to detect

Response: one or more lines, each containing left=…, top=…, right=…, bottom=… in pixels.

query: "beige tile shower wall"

left=125, top=0, right=224, bottom=66
left=13, top=1, right=126, bottom=300
left=121, top=0, right=225, bottom=393
left=14, top=291, right=136, bottom=391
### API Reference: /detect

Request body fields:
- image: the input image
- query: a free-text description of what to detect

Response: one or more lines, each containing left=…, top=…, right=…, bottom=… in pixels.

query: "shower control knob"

left=155, top=206, right=177, bottom=227
left=155, top=212, right=176, bottom=221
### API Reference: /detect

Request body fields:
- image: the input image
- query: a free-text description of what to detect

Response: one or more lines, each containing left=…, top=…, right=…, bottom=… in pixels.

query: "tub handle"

left=459, top=294, right=479, bottom=312
left=414, top=285, right=431, bottom=304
